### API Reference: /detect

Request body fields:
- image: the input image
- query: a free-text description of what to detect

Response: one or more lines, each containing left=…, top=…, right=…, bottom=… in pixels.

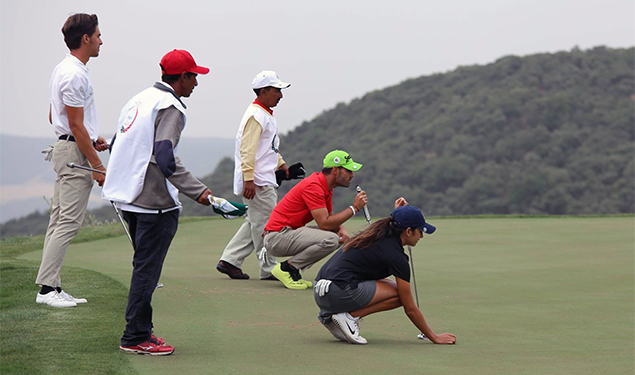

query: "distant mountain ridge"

left=183, top=46, right=634, bottom=218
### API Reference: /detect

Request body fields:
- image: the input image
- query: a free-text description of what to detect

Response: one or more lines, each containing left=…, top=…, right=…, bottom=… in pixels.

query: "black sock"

left=280, top=261, right=295, bottom=272
left=55, top=287, right=62, bottom=293
left=40, top=285, right=55, bottom=295
left=281, top=261, right=302, bottom=280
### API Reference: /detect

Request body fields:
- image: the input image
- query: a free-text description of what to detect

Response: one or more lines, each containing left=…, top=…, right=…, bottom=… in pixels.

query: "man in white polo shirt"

left=216, top=71, right=290, bottom=280
left=35, top=13, right=109, bottom=308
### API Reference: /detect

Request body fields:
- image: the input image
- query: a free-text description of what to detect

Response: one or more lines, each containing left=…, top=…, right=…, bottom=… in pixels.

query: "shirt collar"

left=66, top=53, right=88, bottom=72
left=154, top=82, right=187, bottom=109
left=317, top=172, right=331, bottom=195
left=253, top=99, right=273, bottom=115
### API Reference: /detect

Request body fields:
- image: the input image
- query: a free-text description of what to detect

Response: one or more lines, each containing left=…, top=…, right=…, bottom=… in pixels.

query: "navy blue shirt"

left=316, top=236, right=411, bottom=289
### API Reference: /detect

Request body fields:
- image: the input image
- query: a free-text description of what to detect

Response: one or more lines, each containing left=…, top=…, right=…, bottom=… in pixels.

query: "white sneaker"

left=36, top=291, right=77, bottom=308
left=323, top=320, right=347, bottom=342
left=332, top=313, right=367, bottom=345
left=59, top=290, right=87, bottom=304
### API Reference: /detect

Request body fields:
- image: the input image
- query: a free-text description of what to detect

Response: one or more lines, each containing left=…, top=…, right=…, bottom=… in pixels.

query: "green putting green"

left=16, top=216, right=635, bottom=375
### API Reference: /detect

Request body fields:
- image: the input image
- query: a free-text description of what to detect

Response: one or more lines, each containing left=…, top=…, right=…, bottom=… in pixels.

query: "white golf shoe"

left=36, top=291, right=77, bottom=308
left=332, top=312, right=367, bottom=345
left=59, top=290, right=88, bottom=304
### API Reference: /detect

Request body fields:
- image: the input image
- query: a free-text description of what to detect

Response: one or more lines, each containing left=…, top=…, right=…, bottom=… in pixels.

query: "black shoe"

left=216, top=261, right=250, bottom=279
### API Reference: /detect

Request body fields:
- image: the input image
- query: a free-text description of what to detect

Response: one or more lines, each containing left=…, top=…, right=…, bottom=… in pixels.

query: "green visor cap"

left=323, top=150, right=363, bottom=172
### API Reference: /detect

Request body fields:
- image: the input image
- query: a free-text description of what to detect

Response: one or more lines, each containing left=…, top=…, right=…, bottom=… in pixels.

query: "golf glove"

left=257, top=246, right=276, bottom=267
left=41, top=145, right=54, bottom=162
left=314, top=279, right=332, bottom=297
left=257, top=246, right=266, bottom=261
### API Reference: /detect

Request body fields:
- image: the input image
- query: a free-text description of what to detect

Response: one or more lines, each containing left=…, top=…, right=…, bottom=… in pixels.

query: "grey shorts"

left=314, top=280, right=376, bottom=324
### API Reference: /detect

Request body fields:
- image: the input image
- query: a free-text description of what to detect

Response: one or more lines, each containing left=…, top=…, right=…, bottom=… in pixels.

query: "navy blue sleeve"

left=154, top=139, right=177, bottom=178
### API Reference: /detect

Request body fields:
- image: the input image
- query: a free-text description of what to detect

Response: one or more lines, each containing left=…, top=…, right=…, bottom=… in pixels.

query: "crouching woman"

left=313, top=198, right=456, bottom=345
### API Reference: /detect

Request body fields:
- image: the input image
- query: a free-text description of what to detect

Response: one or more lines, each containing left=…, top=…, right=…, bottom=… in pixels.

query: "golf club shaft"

left=355, top=185, right=371, bottom=224
left=407, top=246, right=420, bottom=307
left=66, top=162, right=105, bottom=174
left=111, top=201, right=134, bottom=247
left=111, top=202, right=163, bottom=289
left=408, top=245, right=428, bottom=340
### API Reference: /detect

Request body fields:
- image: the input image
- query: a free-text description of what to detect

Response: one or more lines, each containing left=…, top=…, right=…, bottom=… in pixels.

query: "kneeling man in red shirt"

left=264, top=150, right=367, bottom=290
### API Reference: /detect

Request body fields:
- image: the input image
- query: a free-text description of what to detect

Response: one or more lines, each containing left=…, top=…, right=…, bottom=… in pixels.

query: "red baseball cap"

left=160, top=49, right=210, bottom=75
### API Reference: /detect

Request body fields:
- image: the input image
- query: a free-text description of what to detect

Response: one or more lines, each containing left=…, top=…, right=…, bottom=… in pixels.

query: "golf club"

left=66, top=162, right=105, bottom=174
left=355, top=185, right=372, bottom=225
left=68, top=162, right=164, bottom=288
left=75, top=170, right=162, bottom=289
left=407, top=245, right=429, bottom=341
left=357, top=186, right=427, bottom=340
left=111, top=201, right=133, bottom=246
left=359, top=187, right=425, bottom=339
left=66, top=164, right=133, bottom=248
left=110, top=201, right=163, bottom=289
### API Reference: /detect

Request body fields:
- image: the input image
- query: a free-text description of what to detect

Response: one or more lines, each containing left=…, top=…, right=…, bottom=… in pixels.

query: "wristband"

left=349, top=205, right=357, bottom=215
left=92, top=163, right=103, bottom=169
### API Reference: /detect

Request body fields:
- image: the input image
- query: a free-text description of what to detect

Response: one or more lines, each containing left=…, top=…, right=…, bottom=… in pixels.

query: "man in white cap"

left=216, top=71, right=290, bottom=280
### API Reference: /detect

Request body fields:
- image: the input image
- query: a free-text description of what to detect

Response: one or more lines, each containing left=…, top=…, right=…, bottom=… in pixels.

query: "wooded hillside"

left=185, top=46, right=634, bottom=218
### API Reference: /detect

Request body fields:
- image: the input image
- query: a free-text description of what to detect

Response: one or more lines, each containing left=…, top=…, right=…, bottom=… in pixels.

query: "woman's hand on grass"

left=432, top=333, right=456, bottom=345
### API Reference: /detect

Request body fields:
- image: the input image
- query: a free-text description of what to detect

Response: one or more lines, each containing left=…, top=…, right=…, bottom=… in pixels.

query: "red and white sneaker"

left=120, top=340, right=174, bottom=356
left=151, top=334, right=166, bottom=346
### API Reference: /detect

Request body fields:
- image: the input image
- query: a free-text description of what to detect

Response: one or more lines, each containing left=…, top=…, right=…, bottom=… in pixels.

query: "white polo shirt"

left=49, top=54, right=99, bottom=140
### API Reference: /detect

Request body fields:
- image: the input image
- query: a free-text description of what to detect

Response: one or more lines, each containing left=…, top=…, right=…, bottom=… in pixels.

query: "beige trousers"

left=35, top=140, right=93, bottom=288
left=263, top=226, right=340, bottom=270
left=219, top=185, right=278, bottom=279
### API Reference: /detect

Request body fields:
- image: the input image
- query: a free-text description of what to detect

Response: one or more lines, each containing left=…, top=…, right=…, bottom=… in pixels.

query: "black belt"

left=59, top=135, right=97, bottom=148
left=59, top=135, right=76, bottom=142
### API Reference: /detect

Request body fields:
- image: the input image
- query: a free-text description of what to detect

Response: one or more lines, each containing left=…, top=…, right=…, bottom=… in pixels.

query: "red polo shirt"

left=265, top=172, right=332, bottom=231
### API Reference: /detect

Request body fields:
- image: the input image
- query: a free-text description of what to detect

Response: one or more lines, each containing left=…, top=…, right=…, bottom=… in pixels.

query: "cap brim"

left=422, top=223, right=436, bottom=235
left=342, top=162, right=362, bottom=171
left=271, top=82, right=291, bottom=89
left=189, top=66, right=210, bottom=75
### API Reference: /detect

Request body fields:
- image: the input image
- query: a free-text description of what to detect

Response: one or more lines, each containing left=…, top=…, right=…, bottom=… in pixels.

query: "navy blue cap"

left=390, top=205, right=436, bottom=235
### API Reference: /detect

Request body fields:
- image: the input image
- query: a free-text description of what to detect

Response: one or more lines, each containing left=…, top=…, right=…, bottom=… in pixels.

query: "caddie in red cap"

left=103, top=49, right=213, bottom=356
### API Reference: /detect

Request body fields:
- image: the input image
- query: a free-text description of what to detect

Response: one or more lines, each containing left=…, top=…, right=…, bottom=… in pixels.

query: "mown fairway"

left=10, top=216, right=635, bottom=375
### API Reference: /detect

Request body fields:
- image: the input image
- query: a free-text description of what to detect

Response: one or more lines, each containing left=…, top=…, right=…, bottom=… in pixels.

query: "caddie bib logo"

left=120, top=105, right=139, bottom=134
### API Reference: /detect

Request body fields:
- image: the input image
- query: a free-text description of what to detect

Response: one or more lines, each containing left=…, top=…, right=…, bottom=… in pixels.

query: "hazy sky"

left=1, top=0, right=633, bottom=140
